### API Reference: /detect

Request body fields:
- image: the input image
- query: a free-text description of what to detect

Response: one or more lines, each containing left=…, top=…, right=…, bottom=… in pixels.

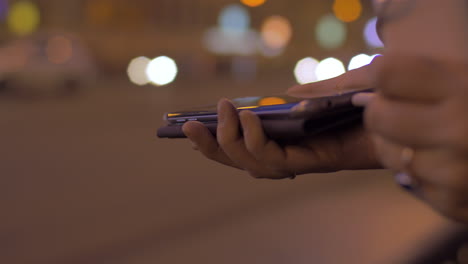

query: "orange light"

left=46, top=36, right=73, bottom=64
left=238, top=106, right=259, bottom=110
left=167, top=113, right=181, bottom=118
left=259, top=97, right=287, bottom=106
left=333, top=0, right=362, bottom=23
left=240, top=0, right=266, bottom=8
left=261, top=16, right=292, bottom=50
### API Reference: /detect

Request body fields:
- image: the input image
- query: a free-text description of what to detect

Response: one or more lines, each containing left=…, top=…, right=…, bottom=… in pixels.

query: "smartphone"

left=157, top=88, right=373, bottom=140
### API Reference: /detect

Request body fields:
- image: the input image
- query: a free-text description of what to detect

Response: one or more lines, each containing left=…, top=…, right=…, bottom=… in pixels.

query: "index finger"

left=287, top=55, right=382, bottom=98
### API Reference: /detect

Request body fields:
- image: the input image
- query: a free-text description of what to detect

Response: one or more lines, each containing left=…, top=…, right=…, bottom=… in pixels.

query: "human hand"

left=365, top=53, right=468, bottom=223
left=182, top=60, right=383, bottom=180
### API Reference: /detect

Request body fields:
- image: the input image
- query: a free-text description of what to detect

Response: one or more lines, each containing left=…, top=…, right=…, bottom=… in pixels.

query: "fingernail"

left=352, top=92, right=375, bottom=107
left=218, top=98, right=233, bottom=126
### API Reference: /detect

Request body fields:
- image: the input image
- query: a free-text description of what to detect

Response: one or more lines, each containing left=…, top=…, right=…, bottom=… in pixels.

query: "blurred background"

left=0, top=0, right=465, bottom=263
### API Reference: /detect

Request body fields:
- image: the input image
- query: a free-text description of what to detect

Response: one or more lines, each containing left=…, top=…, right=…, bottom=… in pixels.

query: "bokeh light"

left=348, top=54, right=374, bottom=70
left=0, top=0, right=8, bottom=21
left=127, top=57, right=151, bottom=86
left=316, top=14, right=347, bottom=50
left=146, top=56, right=178, bottom=86
left=46, top=36, right=74, bottom=65
left=315, top=57, right=346, bottom=81
left=219, top=4, right=250, bottom=34
left=7, top=1, right=40, bottom=36
left=294, top=57, right=319, bottom=84
left=259, top=97, right=286, bottom=106
left=240, top=0, right=266, bottom=8
left=364, top=17, right=384, bottom=48
left=260, top=16, right=292, bottom=50
left=333, top=0, right=363, bottom=23
left=204, top=4, right=256, bottom=55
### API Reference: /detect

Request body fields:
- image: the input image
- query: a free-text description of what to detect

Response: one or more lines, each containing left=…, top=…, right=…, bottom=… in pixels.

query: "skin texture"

left=365, top=53, right=468, bottom=223
left=182, top=60, right=382, bottom=180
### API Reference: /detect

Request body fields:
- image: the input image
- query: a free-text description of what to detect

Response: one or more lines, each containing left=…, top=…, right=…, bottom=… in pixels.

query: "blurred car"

left=0, top=31, right=97, bottom=98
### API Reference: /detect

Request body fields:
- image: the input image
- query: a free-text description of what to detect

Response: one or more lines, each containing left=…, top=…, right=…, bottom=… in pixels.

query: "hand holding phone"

left=177, top=90, right=379, bottom=179
left=154, top=45, right=386, bottom=179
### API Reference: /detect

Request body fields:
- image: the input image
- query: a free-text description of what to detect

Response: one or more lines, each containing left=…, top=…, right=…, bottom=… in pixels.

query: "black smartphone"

left=157, top=88, right=373, bottom=140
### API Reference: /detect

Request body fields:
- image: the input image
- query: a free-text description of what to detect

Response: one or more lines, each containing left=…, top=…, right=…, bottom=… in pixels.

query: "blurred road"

left=0, top=78, right=456, bottom=264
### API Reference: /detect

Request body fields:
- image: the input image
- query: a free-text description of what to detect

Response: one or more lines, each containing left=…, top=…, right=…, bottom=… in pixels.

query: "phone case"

left=157, top=107, right=364, bottom=140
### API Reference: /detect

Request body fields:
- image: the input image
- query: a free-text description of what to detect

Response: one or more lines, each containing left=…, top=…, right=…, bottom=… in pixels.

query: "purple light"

left=364, top=17, right=384, bottom=48
left=0, top=0, right=8, bottom=21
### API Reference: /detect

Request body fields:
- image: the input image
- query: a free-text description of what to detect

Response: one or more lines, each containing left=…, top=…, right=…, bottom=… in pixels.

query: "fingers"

left=239, top=110, right=293, bottom=175
left=418, top=183, right=468, bottom=223
left=183, top=100, right=297, bottom=179
left=375, top=54, right=449, bottom=103
left=412, top=149, right=468, bottom=193
left=182, top=121, right=241, bottom=169
left=372, top=135, right=468, bottom=223
left=371, top=134, right=407, bottom=172
left=373, top=134, right=468, bottom=190
left=217, top=99, right=285, bottom=178
left=371, top=130, right=468, bottom=222
left=365, top=94, right=448, bottom=148
left=216, top=99, right=254, bottom=169
left=287, top=74, right=347, bottom=98
left=352, top=92, right=376, bottom=107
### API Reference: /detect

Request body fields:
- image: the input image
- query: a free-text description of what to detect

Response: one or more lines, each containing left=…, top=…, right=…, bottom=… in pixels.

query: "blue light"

left=364, top=17, right=384, bottom=48
left=218, top=4, right=250, bottom=34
